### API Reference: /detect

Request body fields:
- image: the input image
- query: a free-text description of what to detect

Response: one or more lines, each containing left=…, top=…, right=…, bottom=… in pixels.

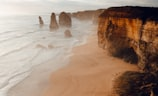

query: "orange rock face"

left=98, top=6, right=158, bottom=71
left=49, top=13, right=59, bottom=31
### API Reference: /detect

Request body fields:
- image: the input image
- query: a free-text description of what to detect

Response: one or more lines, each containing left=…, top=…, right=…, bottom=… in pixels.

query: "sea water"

left=0, top=15, right=96, bottom=96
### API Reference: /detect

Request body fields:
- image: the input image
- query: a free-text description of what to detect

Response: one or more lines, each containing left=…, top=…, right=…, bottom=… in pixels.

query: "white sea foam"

left=0, top=15, right=97, bottom=96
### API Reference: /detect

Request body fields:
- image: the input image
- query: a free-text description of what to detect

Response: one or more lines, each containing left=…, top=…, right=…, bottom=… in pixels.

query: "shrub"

left=113, top=71, right=158, bottom=96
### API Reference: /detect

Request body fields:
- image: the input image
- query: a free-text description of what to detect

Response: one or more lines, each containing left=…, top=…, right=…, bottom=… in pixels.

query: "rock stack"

left=64, top=29, right=72, bottom=38
left=50, top=13, right=59, bottom=31
left=39, top=16, right=44, bottom=27
left=59, top=12, right=72, bottom=28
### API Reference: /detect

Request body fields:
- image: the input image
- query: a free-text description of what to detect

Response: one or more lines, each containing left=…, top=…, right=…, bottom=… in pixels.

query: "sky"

left=0, top=0, right=158, bottom=16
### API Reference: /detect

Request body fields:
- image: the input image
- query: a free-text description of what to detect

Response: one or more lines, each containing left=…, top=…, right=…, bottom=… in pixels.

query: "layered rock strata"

left=98, top=6, right=158, bottom=71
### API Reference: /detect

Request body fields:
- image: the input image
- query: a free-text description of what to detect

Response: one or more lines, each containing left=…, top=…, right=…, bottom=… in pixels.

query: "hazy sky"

left=0, top=0, right=158, bottom=16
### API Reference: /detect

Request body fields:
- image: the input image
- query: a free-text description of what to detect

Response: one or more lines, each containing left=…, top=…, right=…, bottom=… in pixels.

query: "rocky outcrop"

left=98, top=6, right=158, bottom=71
left=39, top=16, right=44, bottom=27
left=39, top=16, right=44, bottom=25
left=59, top=12, right=72, bottom=28
left=50, top=13, right=59, bottom=31
left=64, top=29, right=72, bottom=38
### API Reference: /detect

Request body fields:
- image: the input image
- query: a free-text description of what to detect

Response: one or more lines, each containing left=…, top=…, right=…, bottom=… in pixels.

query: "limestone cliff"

left=98, top=6, right=158, bottom=71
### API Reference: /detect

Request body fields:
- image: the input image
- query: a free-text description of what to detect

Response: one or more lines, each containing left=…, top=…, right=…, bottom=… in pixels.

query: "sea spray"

left=0, top=15, right=96, bottom=96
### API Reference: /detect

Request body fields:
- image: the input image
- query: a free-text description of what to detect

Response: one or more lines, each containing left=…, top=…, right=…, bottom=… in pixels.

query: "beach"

left=1, top=4, right=157, bottom=96
left=42, top=33, right=139, bottom=96
left=6, top=18, right=96, bottom=96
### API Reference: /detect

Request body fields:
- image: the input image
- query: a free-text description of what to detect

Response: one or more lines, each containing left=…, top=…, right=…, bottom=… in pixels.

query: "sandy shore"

left=42, top=33, right=139, bottom=96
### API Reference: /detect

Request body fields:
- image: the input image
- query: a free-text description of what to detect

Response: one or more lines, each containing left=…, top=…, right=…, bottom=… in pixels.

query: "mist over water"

left=0, top=15, right=97, bottom=96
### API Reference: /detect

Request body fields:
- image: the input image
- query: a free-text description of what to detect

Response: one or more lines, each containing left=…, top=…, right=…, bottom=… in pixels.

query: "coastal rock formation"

left=98, top=6, right=158, bottom=71
left=64, top=29, right=72, bottom=37
left=39, top=16, right=44, bottom=27
left=39, top=16, right=44, bottom=25
left=72, top=9, right=104, bottom=23
left=50, top=13, right=59, bottom=31
left=59, top=12, right=72, bottom=27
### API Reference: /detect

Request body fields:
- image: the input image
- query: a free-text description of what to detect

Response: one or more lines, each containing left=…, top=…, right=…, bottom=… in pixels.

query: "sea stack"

left=50, top=13, right=59, bottom=31
left=64, top=29, right=72, bottom=38
left=39, top=16, right=44, bottom=27
left=59, top=12, right=72, bottom=28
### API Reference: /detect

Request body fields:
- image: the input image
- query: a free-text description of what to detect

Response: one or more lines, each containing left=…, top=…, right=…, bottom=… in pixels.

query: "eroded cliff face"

left=98, top=6, right=158, bottom=71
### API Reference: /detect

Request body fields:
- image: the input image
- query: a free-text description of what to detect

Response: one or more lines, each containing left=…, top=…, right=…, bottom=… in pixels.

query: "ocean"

left=0, top=15, right=96, bottom=96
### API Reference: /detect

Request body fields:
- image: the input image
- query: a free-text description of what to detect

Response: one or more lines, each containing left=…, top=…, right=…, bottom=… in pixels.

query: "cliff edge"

left=98, top=6, right=158, bottom=72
